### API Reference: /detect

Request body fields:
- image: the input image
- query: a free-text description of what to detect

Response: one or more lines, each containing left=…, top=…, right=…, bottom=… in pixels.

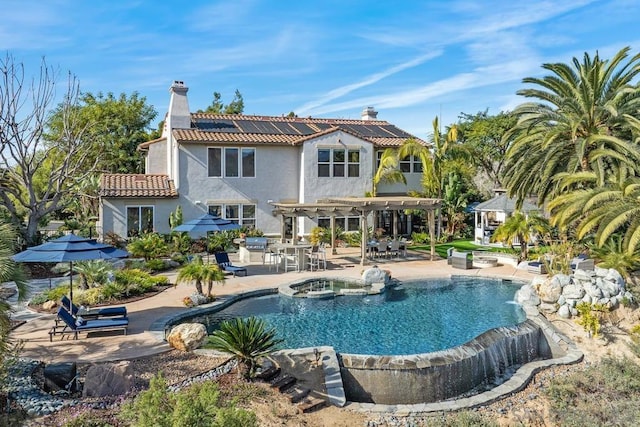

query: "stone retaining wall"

left=339, top=319, right=548, bottom=404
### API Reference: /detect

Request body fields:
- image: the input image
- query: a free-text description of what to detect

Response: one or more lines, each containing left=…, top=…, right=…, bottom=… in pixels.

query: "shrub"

left=144, top=259, right=170, bottom=272
left=127, top=233, right=169, bottom=261
left=411, top=231, right=429, bottom=244
left=575, top=302, right=608, bottom=337
left=545, top=357, right=640, bottom=426
left=121, top=372, right=257, bottom=427
left=30, top=284, right=70, bottom=306
left=75, top=287, right=106, bottom=306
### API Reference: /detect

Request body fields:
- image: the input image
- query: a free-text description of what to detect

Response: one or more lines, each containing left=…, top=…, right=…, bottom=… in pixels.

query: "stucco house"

left=98, top=81, right=427, bottom=240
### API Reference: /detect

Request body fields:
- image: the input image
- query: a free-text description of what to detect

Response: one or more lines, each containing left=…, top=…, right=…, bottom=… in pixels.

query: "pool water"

left=191, top=277, right=526, bottom=355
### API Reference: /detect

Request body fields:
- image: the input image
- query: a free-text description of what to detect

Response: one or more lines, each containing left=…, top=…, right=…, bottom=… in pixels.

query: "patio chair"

left=450, top=251, right=473, bottom=269
left=51, top=307, right=129, bottom=341
left=214, top=252, right=248, bottom=277
left=387, top=240, right=402, bottom=258
left=60, top=296, right=127, bottom=319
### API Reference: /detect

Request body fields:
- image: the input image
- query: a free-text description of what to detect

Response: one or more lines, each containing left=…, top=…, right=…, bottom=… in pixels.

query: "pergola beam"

left=270, top=196, right=441, bottom=265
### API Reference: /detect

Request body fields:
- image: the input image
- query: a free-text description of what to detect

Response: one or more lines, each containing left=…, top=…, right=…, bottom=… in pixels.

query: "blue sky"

left=1, top=0, right=638, bottom=139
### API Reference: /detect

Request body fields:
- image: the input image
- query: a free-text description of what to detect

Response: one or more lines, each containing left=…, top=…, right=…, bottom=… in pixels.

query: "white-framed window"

left=399, top=155, right=423, bottom=173
left=317, top=215, right=360, bottom=232
left=318, top=148, right=360, bottom=177
left=208, top=203, right=256, bottom=228
left=208, top=147, right=255, bottom=178
left=126, top=206, right=154, bottom=237
left=376, top=151, right=422, bottom=173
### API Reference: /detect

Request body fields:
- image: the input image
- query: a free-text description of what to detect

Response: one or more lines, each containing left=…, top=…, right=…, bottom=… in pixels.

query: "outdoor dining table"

left=271, top=243, right=312, bottom=272
left=366, top=239, right=407, bottom=259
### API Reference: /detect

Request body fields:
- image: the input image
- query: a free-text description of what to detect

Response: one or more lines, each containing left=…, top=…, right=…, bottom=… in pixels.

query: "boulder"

left=167, top=323, right=207, bottom=351
left=539, top=302, right=558, bottom=314
left=539, top=279, right=562, bottom=303
left=594, top=266, right=609, bottom=277
left=558, top=304, right=571, bottom=319
left=42, top=300, right=57, bottom=311
left=83, top=361, right=134, bottom=397
left=44, top=362, right=77, bottom=393
left=574, top=269, right=595, bottom=281
left=362, top=266, right=388, bottom=286
left=605, top=269, right=624, bottom=287
left=562, top=284, right=585, bottom=300
left=515, top=284, right=540, bottom=306
left=584, top=283, right=602, bottom=299
left=555, top=274, right=572, bottom=287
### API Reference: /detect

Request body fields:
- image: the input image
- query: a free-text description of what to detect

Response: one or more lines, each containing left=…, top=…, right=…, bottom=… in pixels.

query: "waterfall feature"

left=339, top=319, right=549, bottom=404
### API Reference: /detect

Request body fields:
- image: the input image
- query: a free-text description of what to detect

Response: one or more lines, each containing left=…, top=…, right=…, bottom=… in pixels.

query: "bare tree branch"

left=0, top=54, right=97, bottom=245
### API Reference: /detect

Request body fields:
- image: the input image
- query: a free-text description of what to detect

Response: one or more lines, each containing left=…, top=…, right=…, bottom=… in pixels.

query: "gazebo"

left=473, top=191, right=539, bottom=245
left=270, top=196, right=441, bottom=265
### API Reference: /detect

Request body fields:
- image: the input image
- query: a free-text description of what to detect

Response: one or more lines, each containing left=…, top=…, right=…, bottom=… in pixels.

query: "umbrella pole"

left=69, top=261, right=74, bottom=312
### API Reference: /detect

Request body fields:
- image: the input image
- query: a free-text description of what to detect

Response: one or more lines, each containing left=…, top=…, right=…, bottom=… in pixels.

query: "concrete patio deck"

left=10, top=248, right=537, bottom=364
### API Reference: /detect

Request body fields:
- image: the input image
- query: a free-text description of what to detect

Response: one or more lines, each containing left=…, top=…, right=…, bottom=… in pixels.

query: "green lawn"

left=410, top=240, right=517, bottom=259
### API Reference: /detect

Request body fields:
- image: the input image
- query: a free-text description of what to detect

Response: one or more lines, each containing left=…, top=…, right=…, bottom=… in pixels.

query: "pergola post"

left=392, top=210, right=398, bottom=240
left=428, top=209, right=436, bottom=260
left=330, top=215, right=337, bottom=255
left=280, top=215, right=287, bottom=243
left=361, top=210, right=368, bottom=266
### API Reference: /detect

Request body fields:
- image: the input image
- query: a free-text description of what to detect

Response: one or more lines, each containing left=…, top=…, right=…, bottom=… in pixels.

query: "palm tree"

left=588, top=235, right=640, bottom=281
left=491, top=211, right=550, bottom=261
left=549, top=171, right=640, bottom=255
left=0, top=221, right=28, bottom=386
left=208, top=317, right=283, bottom=379
left=371, top=148, right=406, bottom=197
left=503, top=47, right=640, bottom=206
left=202, top=263, right=225, bottom=297
left=176, top=256, right=206, bottom=294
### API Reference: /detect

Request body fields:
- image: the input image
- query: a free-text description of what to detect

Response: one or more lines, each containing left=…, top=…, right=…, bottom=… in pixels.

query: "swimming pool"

left=187, top=277, right=526, bottom=356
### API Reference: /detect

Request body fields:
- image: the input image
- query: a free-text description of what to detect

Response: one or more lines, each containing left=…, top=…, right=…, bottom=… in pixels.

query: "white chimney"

left=166, top=81, right=191, bottom=188
left=361, top=106, right=378, bottom=121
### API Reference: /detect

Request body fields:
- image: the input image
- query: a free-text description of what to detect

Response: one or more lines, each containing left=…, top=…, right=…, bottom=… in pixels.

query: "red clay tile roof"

left=140, top=114, right=425, bottom=149
left=99, top=174, right=178, bottom=198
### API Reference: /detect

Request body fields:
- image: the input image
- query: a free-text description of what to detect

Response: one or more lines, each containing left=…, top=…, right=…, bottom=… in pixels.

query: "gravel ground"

left=26, top=350, right=229, bottom=426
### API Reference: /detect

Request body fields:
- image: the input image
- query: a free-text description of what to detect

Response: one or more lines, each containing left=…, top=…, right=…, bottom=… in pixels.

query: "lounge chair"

left=61, top=295, right=127, bottom=319
left=214, top=252, right=248, bottom=277
left=51, top=307, right=128, bottom=341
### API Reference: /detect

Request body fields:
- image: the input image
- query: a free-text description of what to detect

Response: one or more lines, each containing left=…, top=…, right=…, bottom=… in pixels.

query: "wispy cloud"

left=295, top=51, right=443, bottom=115
left=307, top=56, right=539, bottom=116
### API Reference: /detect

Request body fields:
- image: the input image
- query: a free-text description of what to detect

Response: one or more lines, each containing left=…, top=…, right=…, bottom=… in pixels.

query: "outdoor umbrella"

left=172, top=214, right=241, bottom=261
left=12, top=233, right=129, bottom=310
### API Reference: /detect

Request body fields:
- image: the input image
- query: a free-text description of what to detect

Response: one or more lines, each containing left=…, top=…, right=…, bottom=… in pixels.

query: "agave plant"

left=207, top=317, right=283, bottom=379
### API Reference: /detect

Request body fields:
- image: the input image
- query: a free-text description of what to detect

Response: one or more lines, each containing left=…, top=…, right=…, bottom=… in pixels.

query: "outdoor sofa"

left=450, top=250, right=473, bottom=269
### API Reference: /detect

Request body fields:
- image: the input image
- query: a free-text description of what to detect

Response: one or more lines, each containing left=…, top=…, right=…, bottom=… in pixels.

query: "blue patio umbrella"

left=172, top=214, right=241, bottom=261
left=12, top=233, right=129, bottom=310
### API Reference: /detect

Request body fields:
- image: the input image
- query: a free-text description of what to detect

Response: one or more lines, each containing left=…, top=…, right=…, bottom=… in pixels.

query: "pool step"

left=298, top=396, right=326, bottom=413
left=270, top=374, right=296, bottom=392
left=286, top=386, right=310, bottom=403
left=256, top=365, right=280, bottom=381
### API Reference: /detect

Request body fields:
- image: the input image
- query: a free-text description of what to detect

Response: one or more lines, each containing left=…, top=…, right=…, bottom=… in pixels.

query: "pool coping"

left=151, top=274, right=583, bottom=413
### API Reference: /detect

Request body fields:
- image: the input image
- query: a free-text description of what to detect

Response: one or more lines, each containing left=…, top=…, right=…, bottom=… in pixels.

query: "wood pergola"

left=270, top=196, right=441, bottom=265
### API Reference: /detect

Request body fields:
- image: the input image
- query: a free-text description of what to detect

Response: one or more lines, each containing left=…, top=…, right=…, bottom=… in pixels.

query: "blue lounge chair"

left=51, top=307, right=129, bottom=341
left=214, top=252, right=248, bottom=277
left=61, top=295, right=127, bottom=318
